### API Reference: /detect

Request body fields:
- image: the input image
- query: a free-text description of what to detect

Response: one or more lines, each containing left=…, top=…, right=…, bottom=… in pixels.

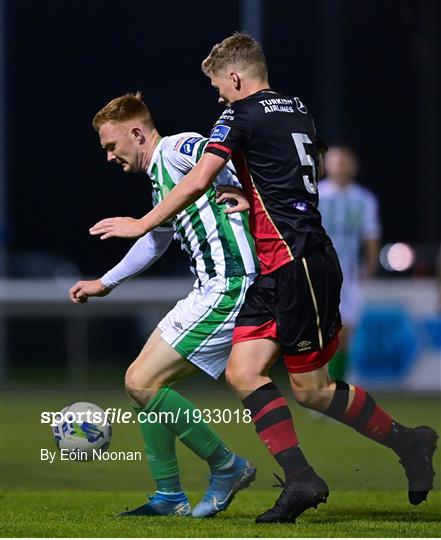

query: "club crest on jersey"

left=294, top=97, right=308, bottom=114
left=209, top=125, right=231, bottom=143
left=179, top=136, right=203, bottom=156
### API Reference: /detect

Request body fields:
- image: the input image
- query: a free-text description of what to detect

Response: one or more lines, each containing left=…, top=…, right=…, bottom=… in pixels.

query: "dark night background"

left=5, top=0, right=441, bottom=279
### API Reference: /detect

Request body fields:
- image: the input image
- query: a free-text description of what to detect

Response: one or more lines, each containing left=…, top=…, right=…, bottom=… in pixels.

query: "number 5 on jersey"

left=292, top=133, right=318, bottom=195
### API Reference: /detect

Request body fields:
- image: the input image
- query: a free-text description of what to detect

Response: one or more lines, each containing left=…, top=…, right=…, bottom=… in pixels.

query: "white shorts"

left=158, top=274, right=255, bottom=379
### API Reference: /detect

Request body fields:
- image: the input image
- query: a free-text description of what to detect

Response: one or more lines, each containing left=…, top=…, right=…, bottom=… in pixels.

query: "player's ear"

left=230, top=71, right=241, bottom=90
left=130, top=127, right=145, bottom=145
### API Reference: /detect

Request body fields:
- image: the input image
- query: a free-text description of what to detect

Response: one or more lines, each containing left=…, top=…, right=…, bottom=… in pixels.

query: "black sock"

left=385, top=422, right=412, bottom=457
left=242, top=382, right=311, bottom=482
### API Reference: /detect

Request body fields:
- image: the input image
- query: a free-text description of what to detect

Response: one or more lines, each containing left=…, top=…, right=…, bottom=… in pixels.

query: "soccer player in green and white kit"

left=69, top=92, right=258, bottom=518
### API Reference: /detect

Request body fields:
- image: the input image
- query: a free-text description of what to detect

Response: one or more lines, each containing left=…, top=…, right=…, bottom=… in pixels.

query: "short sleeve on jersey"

left=204, top=105, right=251, bottom=161
left=162, top=133, right=208, bottom=174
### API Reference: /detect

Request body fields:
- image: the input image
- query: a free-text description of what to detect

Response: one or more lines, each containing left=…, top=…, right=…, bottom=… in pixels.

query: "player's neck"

left=142, top=129, right=162, bottom=171
left=234, top=79, right=270, bottom=102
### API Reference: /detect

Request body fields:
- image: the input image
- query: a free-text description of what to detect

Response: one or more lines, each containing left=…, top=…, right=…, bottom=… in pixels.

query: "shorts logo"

left=179, top=136, right=203, bottom=156
left=297, top=340, right=312, bottom=351
left=174, top=321, right=183, bottom=330
left=209, top=124, right=231, bottom=143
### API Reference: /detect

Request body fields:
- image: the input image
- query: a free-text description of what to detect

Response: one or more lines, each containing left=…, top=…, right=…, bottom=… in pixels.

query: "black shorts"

left=232, top=244, right=343, bottom=373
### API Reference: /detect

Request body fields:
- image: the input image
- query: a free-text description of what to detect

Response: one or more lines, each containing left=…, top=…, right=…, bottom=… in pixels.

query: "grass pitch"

left=1, top=490, right=440, bottom=537
left=1, top=383, right=440, bottom=537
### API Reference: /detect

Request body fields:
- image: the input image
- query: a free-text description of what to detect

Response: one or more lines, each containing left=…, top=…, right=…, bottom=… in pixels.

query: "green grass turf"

left=1, top=490, right=440, bottom=537
left=1, top=385, right=440, bottom=536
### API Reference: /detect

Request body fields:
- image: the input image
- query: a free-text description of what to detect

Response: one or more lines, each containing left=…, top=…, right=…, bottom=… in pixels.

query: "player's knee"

left=124, top=365, right=155, bottom=407
left=225, top=361, right=258, bottom=391
left=291, top=384, right=333, bottom=410
left=125, top=365, right=139, bottom=393
left=225, top=362, right=240, bottom=388
left=292, top=387, right=317, bottom=408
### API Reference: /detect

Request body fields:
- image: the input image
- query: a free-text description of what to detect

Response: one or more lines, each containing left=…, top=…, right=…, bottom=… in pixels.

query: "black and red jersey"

left=205, top=89, right=331, bottom=274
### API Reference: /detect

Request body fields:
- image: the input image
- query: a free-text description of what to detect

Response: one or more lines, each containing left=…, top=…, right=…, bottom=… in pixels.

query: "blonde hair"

left=92, top=91, right=154, bottom=131
left=201, top=32, right=267, bottom=80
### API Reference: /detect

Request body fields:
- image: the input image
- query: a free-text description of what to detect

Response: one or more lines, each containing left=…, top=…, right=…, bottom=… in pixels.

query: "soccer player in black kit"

left=90, top=33, right=438, bottom=523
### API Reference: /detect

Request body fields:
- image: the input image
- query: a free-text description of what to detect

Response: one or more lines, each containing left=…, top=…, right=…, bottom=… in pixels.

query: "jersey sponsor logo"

left=209, top=124, right=231, bottom=143
left=173, top=137, right=186, bottom=151
left=218, top=108, right=235, bottom=121
left=259, top=97, right=294, bottom=114
left=294, top=97, right=308, bottom=114
left=179, top=136, right=203, bottom=156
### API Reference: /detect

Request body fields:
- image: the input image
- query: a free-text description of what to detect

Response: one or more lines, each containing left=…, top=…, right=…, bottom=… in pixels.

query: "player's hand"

left=89, top=217, right=146, bottom=239
left=216, top=186, right=250, bottom=214
left=69, top=279, right=111, bottom=304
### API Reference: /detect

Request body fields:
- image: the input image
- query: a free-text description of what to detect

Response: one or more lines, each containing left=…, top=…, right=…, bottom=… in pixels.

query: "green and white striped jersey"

left=147, top=132, right=259, bottom=283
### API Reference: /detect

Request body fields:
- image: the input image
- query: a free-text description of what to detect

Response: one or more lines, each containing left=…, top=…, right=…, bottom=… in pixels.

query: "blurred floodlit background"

left=1, top=0, right=440, bottom=392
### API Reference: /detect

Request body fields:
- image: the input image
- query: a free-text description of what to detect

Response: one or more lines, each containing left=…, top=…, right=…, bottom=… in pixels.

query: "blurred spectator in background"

left=319, top=146, right=381, bottom=379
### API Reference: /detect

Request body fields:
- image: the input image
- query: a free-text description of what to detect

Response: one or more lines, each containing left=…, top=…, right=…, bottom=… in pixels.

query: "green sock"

left=328, top=349, right=348, bottom=380
left=156, top=475, right=182, bottom=494
left=133, top=403, right=182, bottom=492
left=207, top=441, right=234, bottom=472
left=144, top=387, right=225, bottom=461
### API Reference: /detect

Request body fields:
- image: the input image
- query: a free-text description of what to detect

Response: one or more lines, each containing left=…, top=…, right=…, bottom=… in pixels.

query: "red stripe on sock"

left=251, top=397, right=288, bottom=423
left=257, top=419, right=299, bottom=455
left=343, top=386, right=366, bottom=424
left=362, top=405, right=393, bottom=442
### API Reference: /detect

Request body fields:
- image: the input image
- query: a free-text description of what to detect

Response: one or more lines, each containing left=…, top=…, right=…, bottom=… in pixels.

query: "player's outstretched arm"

left=69, top=230, right=174, bottom=304
left=89, top=153, right=226, bottom=240
left=100, top=229, right=173, bottom=288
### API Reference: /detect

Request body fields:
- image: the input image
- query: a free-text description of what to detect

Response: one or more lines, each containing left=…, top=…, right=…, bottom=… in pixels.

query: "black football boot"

left=255, top=468, right=329, bottom=523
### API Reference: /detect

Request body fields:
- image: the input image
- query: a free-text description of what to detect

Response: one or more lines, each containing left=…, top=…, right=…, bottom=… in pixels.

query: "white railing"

left=1, top=277, right=438, bottom=384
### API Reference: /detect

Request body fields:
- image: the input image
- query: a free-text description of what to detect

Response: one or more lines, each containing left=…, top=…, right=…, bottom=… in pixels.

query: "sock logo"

left=262, top=438, right=272, bottom=450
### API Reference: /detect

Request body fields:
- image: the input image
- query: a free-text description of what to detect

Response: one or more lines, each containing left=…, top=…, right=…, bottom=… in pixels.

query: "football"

left=52, top=402, right=112, bottom=461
